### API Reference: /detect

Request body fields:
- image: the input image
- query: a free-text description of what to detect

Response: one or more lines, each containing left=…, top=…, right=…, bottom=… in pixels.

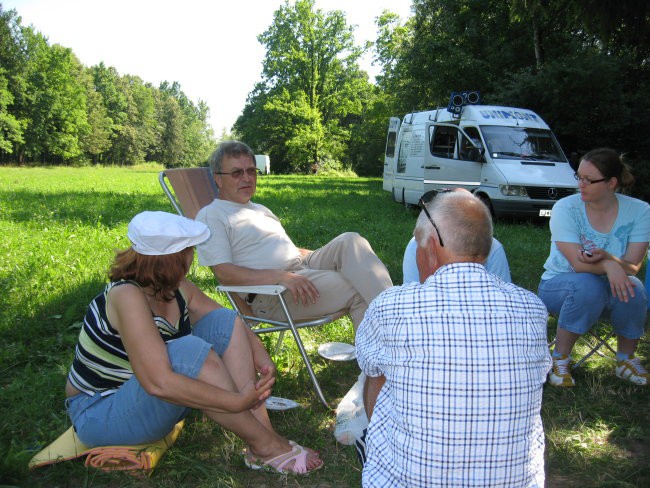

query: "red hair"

left=109, top=247, right=193, bottom=301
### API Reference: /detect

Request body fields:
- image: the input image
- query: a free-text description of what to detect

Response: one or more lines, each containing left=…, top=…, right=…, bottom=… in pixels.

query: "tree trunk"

left=532, top=13, right=544, bottom=69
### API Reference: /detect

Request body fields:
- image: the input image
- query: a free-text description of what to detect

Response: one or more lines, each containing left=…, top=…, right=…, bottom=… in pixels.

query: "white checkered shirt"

left=356, top=263, right=551, bottom=488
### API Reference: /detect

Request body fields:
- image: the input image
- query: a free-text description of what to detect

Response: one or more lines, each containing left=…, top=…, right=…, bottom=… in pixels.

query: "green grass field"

left=0, top=166, right=648, bottom=487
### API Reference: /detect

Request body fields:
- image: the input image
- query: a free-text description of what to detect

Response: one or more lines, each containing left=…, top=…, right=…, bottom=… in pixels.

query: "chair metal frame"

left=159, top=167, right=340, bottom=408
left=549, top=319, right=617, bottom=371
left=573, top=328, right=616, bottom=370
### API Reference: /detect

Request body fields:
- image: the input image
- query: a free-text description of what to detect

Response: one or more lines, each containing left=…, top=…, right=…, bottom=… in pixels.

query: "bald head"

left=415, top=191, right=493, bottom=262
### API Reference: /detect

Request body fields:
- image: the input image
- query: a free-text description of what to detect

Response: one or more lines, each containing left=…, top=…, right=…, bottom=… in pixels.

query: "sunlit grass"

left=0, top=166, right=648, bottom=487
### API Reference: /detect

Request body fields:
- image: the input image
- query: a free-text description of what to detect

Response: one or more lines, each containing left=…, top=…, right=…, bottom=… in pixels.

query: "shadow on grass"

left=0, top=275, right=108, bottom=486
left=4, top=267, right=363, bottom=487
left=543, top=329, right=650, bottom=487
left=543, top=315, right=650, bottom=486
left=4, top=171, right=648, bottom=487
left=1, top=189, right=169, bottom=227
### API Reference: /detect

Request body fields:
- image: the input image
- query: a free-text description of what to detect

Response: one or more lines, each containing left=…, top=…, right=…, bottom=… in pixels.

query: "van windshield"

left=481, top=125, right=567, bottom=162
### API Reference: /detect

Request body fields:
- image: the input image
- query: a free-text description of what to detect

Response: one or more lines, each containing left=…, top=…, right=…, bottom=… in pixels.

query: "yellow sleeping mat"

left=29, top=420, right=184, bottom=476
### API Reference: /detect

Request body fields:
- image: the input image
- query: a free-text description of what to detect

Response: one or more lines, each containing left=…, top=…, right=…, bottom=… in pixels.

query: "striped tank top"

left=68, top=280, right=191, bottom=395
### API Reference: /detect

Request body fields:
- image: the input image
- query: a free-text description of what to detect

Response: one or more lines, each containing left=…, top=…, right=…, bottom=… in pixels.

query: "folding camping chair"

left=159, top=167, right=342, bottom=408
left=547, top=257, right=650, bottom=372
left=159, top=167, right=219, bottom=219
left=548, top=319, right=617, bottom=371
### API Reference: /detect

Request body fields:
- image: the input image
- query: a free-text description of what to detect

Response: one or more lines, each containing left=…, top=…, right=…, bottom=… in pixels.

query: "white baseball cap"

left=127, top=211, right=210, bottom=255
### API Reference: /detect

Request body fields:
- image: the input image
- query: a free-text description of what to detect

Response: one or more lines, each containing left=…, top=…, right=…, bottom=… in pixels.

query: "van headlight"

left=499, top=185, right=529, bottom=197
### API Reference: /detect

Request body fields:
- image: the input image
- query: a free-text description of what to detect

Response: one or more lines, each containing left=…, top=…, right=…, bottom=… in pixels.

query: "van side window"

left=459, top=127, right=483, bottom=162
left=385, top=132, right=397, bottom=158
left=429, top=126, right=458, bottom=159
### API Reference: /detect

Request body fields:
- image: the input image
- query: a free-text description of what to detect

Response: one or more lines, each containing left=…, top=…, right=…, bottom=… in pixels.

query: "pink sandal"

left=244, top=441, right=323, bottom=474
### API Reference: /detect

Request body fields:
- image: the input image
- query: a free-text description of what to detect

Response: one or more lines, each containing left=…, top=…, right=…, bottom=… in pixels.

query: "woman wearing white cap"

left=64, top=211, right=322, bottom=474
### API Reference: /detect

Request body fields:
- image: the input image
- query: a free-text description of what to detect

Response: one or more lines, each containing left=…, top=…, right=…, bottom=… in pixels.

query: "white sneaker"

left=616, top=356, right=649, bottom=386
left=548, top=355, right=575, bottom=387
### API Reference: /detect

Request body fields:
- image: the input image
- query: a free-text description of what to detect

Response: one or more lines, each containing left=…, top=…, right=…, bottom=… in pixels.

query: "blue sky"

left=4, top=0, right=412, bottom=133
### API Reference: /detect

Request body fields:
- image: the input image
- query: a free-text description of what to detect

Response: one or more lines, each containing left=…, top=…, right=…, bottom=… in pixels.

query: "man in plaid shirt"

left=356, top=190, right=551, bottom=487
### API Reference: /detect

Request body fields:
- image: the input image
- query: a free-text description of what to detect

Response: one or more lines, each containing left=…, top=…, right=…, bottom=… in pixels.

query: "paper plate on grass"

left=265, top=396, right=300, bottom=411
left=318, top=342, right=356, bottom=361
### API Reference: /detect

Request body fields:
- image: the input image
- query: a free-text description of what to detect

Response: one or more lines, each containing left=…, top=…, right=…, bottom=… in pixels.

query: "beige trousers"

left=250, top=232, right=393, bottom=329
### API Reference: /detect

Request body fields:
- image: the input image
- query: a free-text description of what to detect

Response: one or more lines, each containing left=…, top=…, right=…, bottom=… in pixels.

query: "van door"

left=424, top=124, right=483, bottom=193
left=383, top=117, right=401, bottom=191
left=387, top=125, right=426, bottom=204
left=401, top=127, right=426, bottom=205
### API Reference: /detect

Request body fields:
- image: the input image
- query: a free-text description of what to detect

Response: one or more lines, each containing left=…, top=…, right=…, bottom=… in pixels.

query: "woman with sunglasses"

left=538, top=148, right=649, bottom=387
left=65, top=211, right=322, bottom=474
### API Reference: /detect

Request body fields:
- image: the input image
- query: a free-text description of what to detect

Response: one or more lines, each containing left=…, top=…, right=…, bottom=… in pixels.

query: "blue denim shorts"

left=538, top=273, right=647, bottom=339
left=66, top=308, right=236, bottom=446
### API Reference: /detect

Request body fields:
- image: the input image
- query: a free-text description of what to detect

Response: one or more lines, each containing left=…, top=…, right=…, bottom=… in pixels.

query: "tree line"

left=1, top=0, right=649, bottom=198
left=0, top=5, right=215, bottom=167
left=234, top=0, right=649, bottom=198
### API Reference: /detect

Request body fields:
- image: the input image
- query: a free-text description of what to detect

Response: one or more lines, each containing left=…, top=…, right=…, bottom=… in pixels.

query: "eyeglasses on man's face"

left=418, top=197, right=445, bottom=247
left=215, top=167, right=259, bottom=179
left=574, top=172, right=608, bottom=185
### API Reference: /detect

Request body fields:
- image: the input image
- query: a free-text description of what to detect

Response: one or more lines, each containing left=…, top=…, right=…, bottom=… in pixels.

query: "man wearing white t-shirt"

left=196, top=141, right=393, bottom=330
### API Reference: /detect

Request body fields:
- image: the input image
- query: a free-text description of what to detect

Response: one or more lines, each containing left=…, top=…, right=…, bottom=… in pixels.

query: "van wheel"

left=477, top=193, right=495, bottom=218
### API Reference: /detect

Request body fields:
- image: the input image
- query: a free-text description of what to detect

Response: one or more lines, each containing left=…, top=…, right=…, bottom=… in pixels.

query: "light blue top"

left=541, top=193, right=650, bottom=281
left=646, top=249, right=650, bottom=310
left=402, top=236, right=511, bottom=284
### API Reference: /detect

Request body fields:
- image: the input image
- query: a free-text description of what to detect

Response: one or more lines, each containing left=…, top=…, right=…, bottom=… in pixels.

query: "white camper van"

left=255, top=154, right=271, bottom=175
left=383, top=97, right=577, bottom=218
